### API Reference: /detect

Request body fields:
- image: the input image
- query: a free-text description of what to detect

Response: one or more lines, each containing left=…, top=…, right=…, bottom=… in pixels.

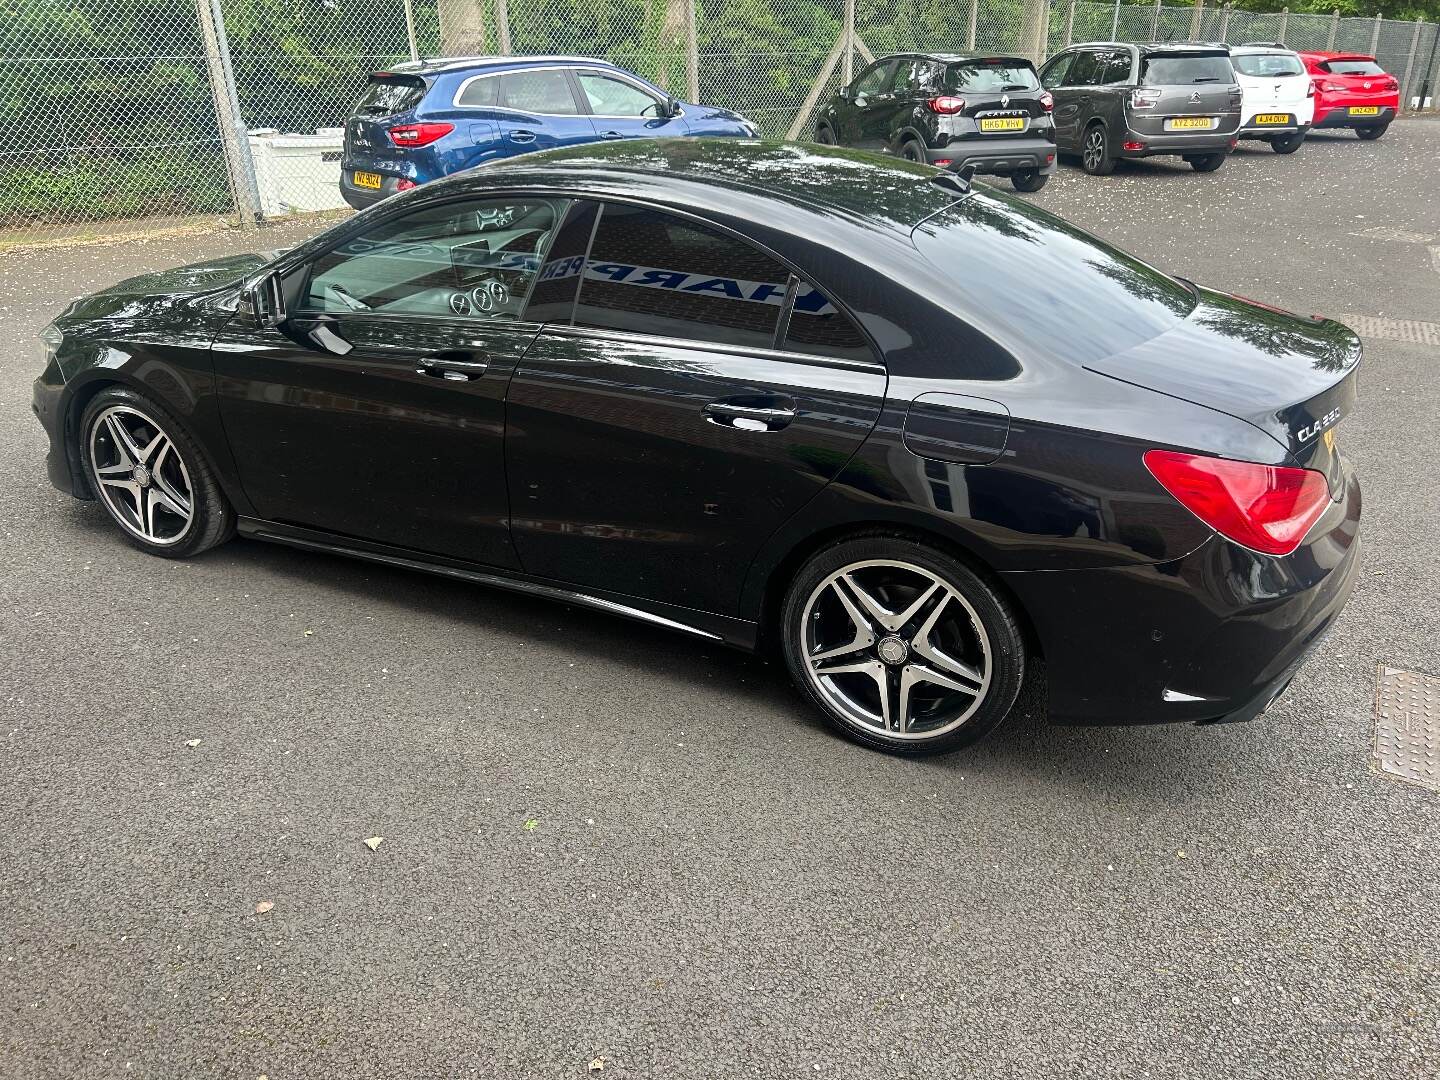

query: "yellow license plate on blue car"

left=353, top=171, right=382, bottom=190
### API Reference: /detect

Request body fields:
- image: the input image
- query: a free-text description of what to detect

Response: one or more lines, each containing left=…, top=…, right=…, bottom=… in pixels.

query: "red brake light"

left=1039, top=90, right=1054, bottom=113
left=1130, top=88, right=1162, bottom=109
left=927, top=96, right=966, bottom=115
left=396, top=179, right=417, bottom=191
left=1143, top=450, right=1331, bottom=557
left=1321, top=81, right=1345, bottom=92
left=388, top=122, right=454, bottom=148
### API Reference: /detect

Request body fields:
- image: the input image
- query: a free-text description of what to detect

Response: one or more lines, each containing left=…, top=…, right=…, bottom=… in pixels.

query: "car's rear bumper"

left=1003, top=459, right=1361, bottom=726
left=338, top=167, right=409, bottom=210
left=1118, top=126, right=1238, bottom=157
left=1313, top=104, right=1397, bottom=128
left=1238, top=119, right=1312, bottom=137
left=930, top=136, right=1058, bottom=175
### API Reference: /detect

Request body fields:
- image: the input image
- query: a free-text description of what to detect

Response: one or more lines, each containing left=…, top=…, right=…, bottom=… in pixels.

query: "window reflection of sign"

left=531, top=256, right=838, bottom=316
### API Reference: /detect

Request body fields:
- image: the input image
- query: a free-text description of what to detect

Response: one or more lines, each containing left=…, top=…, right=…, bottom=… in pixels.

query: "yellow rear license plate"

left=1166, top=117, right=1215, bottom=130
left=1255, top=113, right=1290, bottom=125
left=353, top=171, right=382, bottom=189
left=1349, top=106, right=1380, bottom=116
left=979, top=117, right=1026, bottom=132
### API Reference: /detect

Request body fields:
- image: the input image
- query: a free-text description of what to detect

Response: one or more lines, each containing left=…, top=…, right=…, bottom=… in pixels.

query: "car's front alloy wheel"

left=81, top=387, right=235, bottom=558
left=781, top=538, right=1025, bottom=754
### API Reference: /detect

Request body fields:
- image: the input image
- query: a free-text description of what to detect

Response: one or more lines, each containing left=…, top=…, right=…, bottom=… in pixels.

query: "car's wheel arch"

left=891, top=127, right=929, bottom=156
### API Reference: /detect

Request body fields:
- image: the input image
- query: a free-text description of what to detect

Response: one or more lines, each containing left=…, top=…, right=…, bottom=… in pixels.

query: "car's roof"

left=1066, top=40, right=1229, bottom=54
left=1297, top=51, right=1377, bottom=61
left=1230, top=43, right=1299, bottom=55
left=883, top=52, right=1035, bottom=67
left=383, top=54, right=617, bottom=77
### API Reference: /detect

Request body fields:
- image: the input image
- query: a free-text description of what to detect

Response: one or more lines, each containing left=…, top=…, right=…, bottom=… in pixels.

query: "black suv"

left=1038, top=42, right=1241, bottom=174
left=815, top=54, right=1057, bottom=192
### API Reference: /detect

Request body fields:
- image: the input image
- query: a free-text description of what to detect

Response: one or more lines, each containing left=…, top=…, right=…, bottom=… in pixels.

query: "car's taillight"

left=1381, top=77, right=1398, bottom=91
left=396, top=179, right=417, bottom=191
left=1143, top=450, right=1331, bottom=557
left=1039, top=90, right=1054, bottom=113
left=388, top=122, right=454, bottom=147
left=1321, top=81, right=1345, bottom=92
left=927, top=96, right=966, bottom=114
left=1306, top=80, right=1316, bottom=97
left=1129, top=88, right=1162, bottom=109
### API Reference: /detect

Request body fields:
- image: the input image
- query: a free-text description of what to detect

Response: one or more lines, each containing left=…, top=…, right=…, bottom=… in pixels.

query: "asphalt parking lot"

left=2, top=122, right=1437, bottom=1079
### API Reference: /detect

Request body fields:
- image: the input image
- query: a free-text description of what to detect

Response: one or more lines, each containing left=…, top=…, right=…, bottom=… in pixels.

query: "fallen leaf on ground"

left=254, top=901, right=274, bottom=915
left=363, top=836, right=384, bottom=851
left=588, top=1059, right=604, bottom=1072
left=523, top=819, right=539, bottom=831
left=185, top=739, right=201, bottom=748
left=303, top=629, right=313, bottom=636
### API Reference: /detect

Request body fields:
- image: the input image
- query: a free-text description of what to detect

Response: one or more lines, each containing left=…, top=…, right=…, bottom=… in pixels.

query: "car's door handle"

left=417, top=354, right=489, bottom=381
left=703, top=398, right=797, bottom=431
left=508, top=130, right=537, bottom=144
left=599, top=130, right=624, bottom=139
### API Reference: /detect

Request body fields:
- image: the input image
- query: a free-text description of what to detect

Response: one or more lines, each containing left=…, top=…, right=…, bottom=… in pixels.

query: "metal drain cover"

left=1342, top=314, right=1440, bottom=347
left=1374, top=666, right=1439, bottom=792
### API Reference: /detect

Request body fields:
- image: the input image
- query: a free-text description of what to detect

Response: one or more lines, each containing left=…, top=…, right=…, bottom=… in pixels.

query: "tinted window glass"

left=523, top=201, right=598, bottom=323
left=574, top=204, right=786, bottom=349
left=1141, top=55, right=1234, bottom=85
left=912, top=196, right=1196, bottom=368
left=457, top=74, right=499, bottom=107
left=577, top=72, right=659, bottom=116
left=889, top=58, right=931, bottom=95
left=302, top=199, right=564, bottom=319
left=1233, top=53, right=1304, bottom=77
left=783, top=287, right=874, bottom=364
left=1323, top=59, right=1385, bottom=75
left=1039, top=52, right=1074, bottom=88
left=1095, top=49, right=1133, bottom=84
left=851, top=61, right=893, bottom=98
left=1066, top=52, right=1103, bottom=86
left=501, top=70, right=579, bottom=114
left=354, top=76, right=425, bottom=116
left=945, top=61, right=1039, bottom=93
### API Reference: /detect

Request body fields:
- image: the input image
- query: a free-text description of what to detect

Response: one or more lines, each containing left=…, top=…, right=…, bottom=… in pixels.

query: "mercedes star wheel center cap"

left=132, top=464, right=151, bottom=487
left=877, top=635, right=909, bottom=666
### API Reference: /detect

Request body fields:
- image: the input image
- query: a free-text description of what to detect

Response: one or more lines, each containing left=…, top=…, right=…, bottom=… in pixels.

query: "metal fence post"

left=1219, top=4, right=1230, bottom=43
left=495, top=0, right=512, bottom=53
left=1150, top=0, right=1161, bottom=42
left=1370, top=12, right=1382, bottom=55
left=1279, top=7, right=1288, bottom=43
left=195, top=0, right=260, bottom=228
left=685, top=0, right=699, bottom=101
left=842, top=0, right=855, bottom=84
left=402, top=0, right=419, bottom=61
left=967, top=0, right=979, bottom=50
left=1401, top=20, right=1422, bottom=106
left=1065, top=0, right=1076, bottom=48
left=1189, top=0, right=1204, bottom=42
left=1327, top=9, right=1339, bottom=50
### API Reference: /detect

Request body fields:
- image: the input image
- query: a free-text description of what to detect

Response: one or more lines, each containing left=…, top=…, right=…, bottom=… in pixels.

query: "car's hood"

left=94, top=252, right=274, bottom=298
left=1085, top=286, right=1362, bottom=460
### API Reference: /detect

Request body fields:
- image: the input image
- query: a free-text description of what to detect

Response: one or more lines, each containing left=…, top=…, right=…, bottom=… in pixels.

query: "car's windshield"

left=1141, top=55, right=1234, bottom=85
left=912, top=195, right=1196, bottom=368
left=944, top=62, right=1040, bottom=93
left=1324, top=59, right=1385, bottom=75
left=1233, top=54, right=1304, bottom=77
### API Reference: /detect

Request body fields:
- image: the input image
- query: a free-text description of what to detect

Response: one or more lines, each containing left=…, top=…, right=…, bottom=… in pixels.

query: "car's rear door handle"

left=417, top=354, right=489, bottom=381
left=508, top=129, right=537, bottom=144
left=703, top=398, right=797, bottom=431
left=599, top=130, right=624, bottom=139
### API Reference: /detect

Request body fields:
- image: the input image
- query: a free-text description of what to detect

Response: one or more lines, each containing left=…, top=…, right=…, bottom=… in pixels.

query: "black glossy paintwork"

left=32, top=139, right=1362, bottom=727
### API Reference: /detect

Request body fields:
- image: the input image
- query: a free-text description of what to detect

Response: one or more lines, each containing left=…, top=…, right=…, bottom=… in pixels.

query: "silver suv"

left=1038, top=42, right=1242, bottom=174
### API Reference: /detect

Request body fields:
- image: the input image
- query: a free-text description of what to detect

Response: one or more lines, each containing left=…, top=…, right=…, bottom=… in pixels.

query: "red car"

left=1299, top=52, right=1399, bottom=139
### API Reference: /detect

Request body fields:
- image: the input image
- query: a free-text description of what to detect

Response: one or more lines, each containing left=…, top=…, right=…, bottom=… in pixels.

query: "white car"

left=1230, top=44, right=1315, bottom=153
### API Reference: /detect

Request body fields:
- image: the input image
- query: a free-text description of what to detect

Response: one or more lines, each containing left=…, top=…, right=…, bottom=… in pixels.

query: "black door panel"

left=505, top=329, right=885, bottom=614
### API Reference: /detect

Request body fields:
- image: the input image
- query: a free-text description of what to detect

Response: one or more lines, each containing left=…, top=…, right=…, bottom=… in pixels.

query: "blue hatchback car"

left=340, top=55, right=757, bottom=209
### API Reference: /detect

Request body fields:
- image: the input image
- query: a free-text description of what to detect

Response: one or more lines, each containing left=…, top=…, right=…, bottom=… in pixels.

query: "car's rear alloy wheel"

left=1188, top=152, right=1226, bottom=172
left=781, top=538, right=1025, bottom=754
left=1011, top=169, right=1048, bottom=192
left=1356, top=124, right=1388, bottom=141
left=814, top=126, right=835, bottom=145
left=1271, top=131, right=1305, bottom=154
left=1081, top=125, right=1115, bottom=175
left=82, top=387, right=235, bottom=558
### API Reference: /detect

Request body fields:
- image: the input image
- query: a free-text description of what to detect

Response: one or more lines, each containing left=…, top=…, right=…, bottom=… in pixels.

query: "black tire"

left=1080, top=123, right=1115, bottom=176
left=899, top=138, right=927, bottom=164
left=1356, top=123, right=1388, bottom=141
left=1011, top=169, right=1049, bottom=192
left=814, top=126, right=835, bottom=145
left=1189, top=152, right=1226, bottom=172
left=79, top=386, right=235, bottom=559
left=779, top=534, right=1026, bottom=755
left=1271, top=130, right=1305, bottom=154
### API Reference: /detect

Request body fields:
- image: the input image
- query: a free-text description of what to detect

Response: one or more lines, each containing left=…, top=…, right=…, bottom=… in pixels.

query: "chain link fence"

left=3, top=0, right=1438, bottom=246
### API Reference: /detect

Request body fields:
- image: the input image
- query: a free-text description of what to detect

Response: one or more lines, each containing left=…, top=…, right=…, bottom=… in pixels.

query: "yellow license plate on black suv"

left=1166, top=117, right=1214, bottom=130
left=1255, top=113, right=1290, bottom=125
left=979, top=117, right=1025, bottom=132
left=353, top=170, right=382, bottom=189
left=1349, top=106, right=1380, bottom=116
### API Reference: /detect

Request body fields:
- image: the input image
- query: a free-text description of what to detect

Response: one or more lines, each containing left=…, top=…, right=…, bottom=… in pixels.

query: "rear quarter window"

left=911, top=195, right=1196, bottom=369
left=1141, top=55, right=1234, bottom=85
left=353, top=76, right=426, bottom=116
left=944, top=62, right=1039, bottom=93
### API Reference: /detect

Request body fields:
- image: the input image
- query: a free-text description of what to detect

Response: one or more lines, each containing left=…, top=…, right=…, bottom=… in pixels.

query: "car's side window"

left=889, top=58, right=926, bottom=96
left=1066, top=51, right=1103, bottom=87
left=781, top=282, right=875, bottom=365
left=499, top=70, right=581, bottom=114
left=1097, top=49, right=1134, bottom=85
left=456, top=74, right=499, bottom=108
left=1040, top=52, right=1075, bottom=88
left=300, top=198, right=565, bottom=319
left=577, top=72, right=661, bottom=116
left=850, top=61, right=893, bottom=100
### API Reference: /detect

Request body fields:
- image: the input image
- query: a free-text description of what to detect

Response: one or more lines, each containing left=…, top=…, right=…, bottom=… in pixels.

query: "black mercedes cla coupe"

left=31, top=140, right=1361, bottom=755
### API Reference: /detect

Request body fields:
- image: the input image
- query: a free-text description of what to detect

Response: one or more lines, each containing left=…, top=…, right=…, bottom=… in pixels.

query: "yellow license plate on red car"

left=353, top=170, right=382, bottom=189
left=1255, top=113, right=1290, bottom=125
left=1166, top=117, right=1215, bottom=130
left=1349, top=106, right=1380, bottom=116
left=979, top=117, right=1026, bottom=132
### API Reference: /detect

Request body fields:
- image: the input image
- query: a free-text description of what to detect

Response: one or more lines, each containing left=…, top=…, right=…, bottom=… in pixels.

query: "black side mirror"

left=839, top=86, right=852, bottom=103
left=249, top=273, right=287, bottom=328
left=666, top=96, right=681, bottom=118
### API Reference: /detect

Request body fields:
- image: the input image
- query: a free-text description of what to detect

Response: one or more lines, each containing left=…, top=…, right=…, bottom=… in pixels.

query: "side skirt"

left=236, top=517, right=759, bottom=650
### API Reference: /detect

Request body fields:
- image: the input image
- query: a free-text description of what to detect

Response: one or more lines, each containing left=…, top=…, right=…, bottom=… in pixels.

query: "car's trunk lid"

left=346, top=72, right=429, bottom=168
left=1128, top=51, right=1239, bottom=135
left=1085, top=287, right=1361, bottom=486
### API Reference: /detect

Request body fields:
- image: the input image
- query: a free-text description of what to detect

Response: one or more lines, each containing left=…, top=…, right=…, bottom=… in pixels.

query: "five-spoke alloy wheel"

left=782, top=537, right=1025, bottom=754
left=81, top=387, right=234, bottom=558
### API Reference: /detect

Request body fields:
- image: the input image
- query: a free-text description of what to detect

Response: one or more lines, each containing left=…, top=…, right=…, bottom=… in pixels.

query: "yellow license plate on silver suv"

left=979, top=117, right=1025, bottom=132
left=1166, top=117, right=1215, bottom=130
